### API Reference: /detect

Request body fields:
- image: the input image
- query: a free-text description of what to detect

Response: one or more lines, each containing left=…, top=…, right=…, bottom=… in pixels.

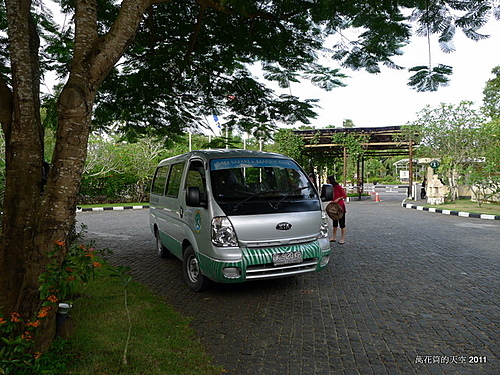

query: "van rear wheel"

left=155, top=229, right=171, bottom=258
left=183, top=245, right=210, bottom=292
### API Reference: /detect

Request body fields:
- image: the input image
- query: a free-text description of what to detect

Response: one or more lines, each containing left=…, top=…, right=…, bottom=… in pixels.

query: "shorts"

left=332, top=214, right=346, bottom=229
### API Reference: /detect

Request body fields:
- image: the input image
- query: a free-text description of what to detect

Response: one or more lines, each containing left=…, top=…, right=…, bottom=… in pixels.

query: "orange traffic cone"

left=374, top=192, right=381, bottom=202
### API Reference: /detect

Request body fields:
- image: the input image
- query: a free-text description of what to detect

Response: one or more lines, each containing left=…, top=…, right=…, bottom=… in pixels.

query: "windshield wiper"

left=270, top=186, right=310, bottom=210
left=232, top=189, right=279, bottom=211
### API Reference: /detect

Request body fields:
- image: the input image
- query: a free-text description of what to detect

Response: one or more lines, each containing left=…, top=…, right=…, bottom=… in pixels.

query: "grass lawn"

left=423, top=199, right=500, bottom=216
left=66, top=273, right=223, bottom=375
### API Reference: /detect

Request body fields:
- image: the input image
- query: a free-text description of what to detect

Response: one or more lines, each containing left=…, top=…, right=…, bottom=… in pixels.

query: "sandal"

left=339, top=241, right=345, bottom=245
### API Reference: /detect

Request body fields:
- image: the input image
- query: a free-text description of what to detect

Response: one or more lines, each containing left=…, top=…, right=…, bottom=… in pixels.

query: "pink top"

left=332, top=184, right=347, bottom=213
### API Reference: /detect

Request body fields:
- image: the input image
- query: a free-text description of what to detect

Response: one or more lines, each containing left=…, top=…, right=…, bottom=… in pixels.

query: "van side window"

left=165, top=162, right=185, bottom=198
left=151, top=165, right=169, bottom=195
left=185, top=160, right=206, bottom=201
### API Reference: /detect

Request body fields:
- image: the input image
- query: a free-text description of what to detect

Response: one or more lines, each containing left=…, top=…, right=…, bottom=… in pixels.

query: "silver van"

left=149, top=149, right=333, bottom=291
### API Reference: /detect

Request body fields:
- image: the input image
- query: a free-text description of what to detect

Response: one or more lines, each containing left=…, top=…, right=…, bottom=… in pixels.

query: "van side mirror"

left=186, top=187, right=206, bottom=207
left=320, top=184, right=333, bottom=202
left=186, top=186, right=200, bottom=207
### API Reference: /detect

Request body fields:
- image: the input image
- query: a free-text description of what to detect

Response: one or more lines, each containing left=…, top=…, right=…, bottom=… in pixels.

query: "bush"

left=0, top=241, right=109, bottom=374
left=78, top=173, right=146, bottom=204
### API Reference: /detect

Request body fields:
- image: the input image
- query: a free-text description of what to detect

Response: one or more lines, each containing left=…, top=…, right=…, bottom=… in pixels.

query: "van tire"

left=183, top=245, right=210, bottom=292
left=155, top=229, right=171, bottom=258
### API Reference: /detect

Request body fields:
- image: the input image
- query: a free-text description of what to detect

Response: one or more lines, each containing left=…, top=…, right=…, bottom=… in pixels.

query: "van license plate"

left=273, top=251, right=303, bottom=266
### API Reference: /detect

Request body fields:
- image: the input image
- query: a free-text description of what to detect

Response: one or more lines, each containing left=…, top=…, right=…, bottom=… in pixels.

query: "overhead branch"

left=185, top=5, right=207, bottom=62
left=195, top=0, right=306, bottom=21
left=73, top=0, right=99, bottom=67
left=88, top=0, right=173, bottom=90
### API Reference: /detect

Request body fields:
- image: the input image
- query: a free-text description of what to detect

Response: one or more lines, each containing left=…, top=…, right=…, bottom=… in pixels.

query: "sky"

left=266, top=21, right=500, bottom=129
left=41, top=2, right=498, bottom=133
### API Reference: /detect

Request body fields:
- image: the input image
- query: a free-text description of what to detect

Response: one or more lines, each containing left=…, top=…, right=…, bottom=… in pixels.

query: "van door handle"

left=179, top=206, right=184, bottom=218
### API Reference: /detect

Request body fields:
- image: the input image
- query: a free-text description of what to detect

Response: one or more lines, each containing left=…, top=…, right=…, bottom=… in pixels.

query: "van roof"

left=157, top=149, right=290, bottom=165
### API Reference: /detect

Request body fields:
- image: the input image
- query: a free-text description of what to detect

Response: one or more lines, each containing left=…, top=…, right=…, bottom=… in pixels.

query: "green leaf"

left=303, top=65, right=348, bottom=91
left=407, top=64, right=453, bottom=92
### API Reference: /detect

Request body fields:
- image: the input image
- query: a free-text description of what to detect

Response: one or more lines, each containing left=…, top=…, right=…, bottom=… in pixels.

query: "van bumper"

left=197, top=240, right=331, bottom=283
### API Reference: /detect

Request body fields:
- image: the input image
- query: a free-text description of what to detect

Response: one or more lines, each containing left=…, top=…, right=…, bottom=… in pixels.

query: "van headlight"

left=319, top=211, right=329, bottom=238
left=211, top=216, right=238, bottom=247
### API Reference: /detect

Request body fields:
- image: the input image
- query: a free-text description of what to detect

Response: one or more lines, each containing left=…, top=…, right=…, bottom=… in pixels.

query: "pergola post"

left=361, top=156, right=365, bottom=196
left=343, top=147, right=347, bottom=186
left=356, top=155, right=361, bottom=199
left=408, top=139, right=414, bottom=199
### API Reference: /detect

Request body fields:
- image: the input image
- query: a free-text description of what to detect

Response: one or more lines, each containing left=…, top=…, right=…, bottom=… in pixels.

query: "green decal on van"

left=195, top=252, right=241, bottom=283
left=196, top=241, right=323, bottom=283
left=242, top=242, right=321, bottom=266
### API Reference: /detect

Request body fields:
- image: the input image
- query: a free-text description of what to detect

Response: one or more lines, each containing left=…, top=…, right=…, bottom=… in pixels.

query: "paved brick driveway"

left=78, top=199, right=499, bottom=374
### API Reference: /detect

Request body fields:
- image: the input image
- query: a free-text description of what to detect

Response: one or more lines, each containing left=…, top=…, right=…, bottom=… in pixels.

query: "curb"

left=76, top=202, right=500, bottom=221
left=76, top=205, right=149, bottom=213
left=401, top=200, right=500, bottom=221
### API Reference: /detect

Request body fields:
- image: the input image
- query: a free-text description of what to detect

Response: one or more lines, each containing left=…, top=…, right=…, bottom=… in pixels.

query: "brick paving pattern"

left=78, top=199, right=499, bottom=374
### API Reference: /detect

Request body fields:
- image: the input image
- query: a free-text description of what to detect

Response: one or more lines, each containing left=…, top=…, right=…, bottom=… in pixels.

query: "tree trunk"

left=0, top=0, right=94, bottom=350
left=0, top=78, right=94, bottom=352
left=0, top=0, right=45, bottom=320
left=0, top=0, right=154, bottom=352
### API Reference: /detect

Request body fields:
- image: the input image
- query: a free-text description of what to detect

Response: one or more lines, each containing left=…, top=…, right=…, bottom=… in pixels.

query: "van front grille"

left=245, top=258, right=318, bottom=280
left=244, top=236, right=317, bottom=248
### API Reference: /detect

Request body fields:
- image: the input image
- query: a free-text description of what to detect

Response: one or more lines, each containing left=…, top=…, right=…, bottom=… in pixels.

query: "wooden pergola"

left=293, top=126, right=415, bottom=196
left=293, top=125, right=410, bottom=157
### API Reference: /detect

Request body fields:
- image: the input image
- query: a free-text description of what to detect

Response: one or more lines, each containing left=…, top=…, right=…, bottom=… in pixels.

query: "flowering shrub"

left=0, top=307, right=53, bottom=374
left=0, top=240, right=109, bottom=374
left=38, top=241, right=109, bottom=303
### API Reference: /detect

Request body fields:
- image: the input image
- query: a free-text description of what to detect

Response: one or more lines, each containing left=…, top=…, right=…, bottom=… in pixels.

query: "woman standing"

left=327, top=176, right=347, bottom=244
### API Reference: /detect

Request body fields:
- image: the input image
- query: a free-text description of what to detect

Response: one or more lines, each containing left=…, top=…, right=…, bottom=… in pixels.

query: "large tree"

left=0, top=0, right=498, bottom=350
left=409, top=101, right=491, bottom=201
left=483, top=65, right=500, bottom=121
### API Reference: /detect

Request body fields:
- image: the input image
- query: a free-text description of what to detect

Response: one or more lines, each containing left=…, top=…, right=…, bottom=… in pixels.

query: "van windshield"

left=210, top=157, right=320, bottom=215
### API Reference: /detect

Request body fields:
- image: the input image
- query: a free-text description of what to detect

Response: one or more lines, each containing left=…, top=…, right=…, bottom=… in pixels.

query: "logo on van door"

left=276, top=222, right=292, bottom=231
left=194, top=211, right=202, bottom=233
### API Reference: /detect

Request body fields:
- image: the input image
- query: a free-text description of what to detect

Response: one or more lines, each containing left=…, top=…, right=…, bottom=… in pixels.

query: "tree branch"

left=195, top=0, right=304, bottom=21
left=73, top=0, right=99, bottom=68
left=185, top=4, right=207, bottom=62
left=88, top=0, right=167, bottom=89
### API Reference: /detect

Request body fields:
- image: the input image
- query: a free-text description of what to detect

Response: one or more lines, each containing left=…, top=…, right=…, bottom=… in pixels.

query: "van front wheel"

left=183, top=246, right=210, bottom=292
